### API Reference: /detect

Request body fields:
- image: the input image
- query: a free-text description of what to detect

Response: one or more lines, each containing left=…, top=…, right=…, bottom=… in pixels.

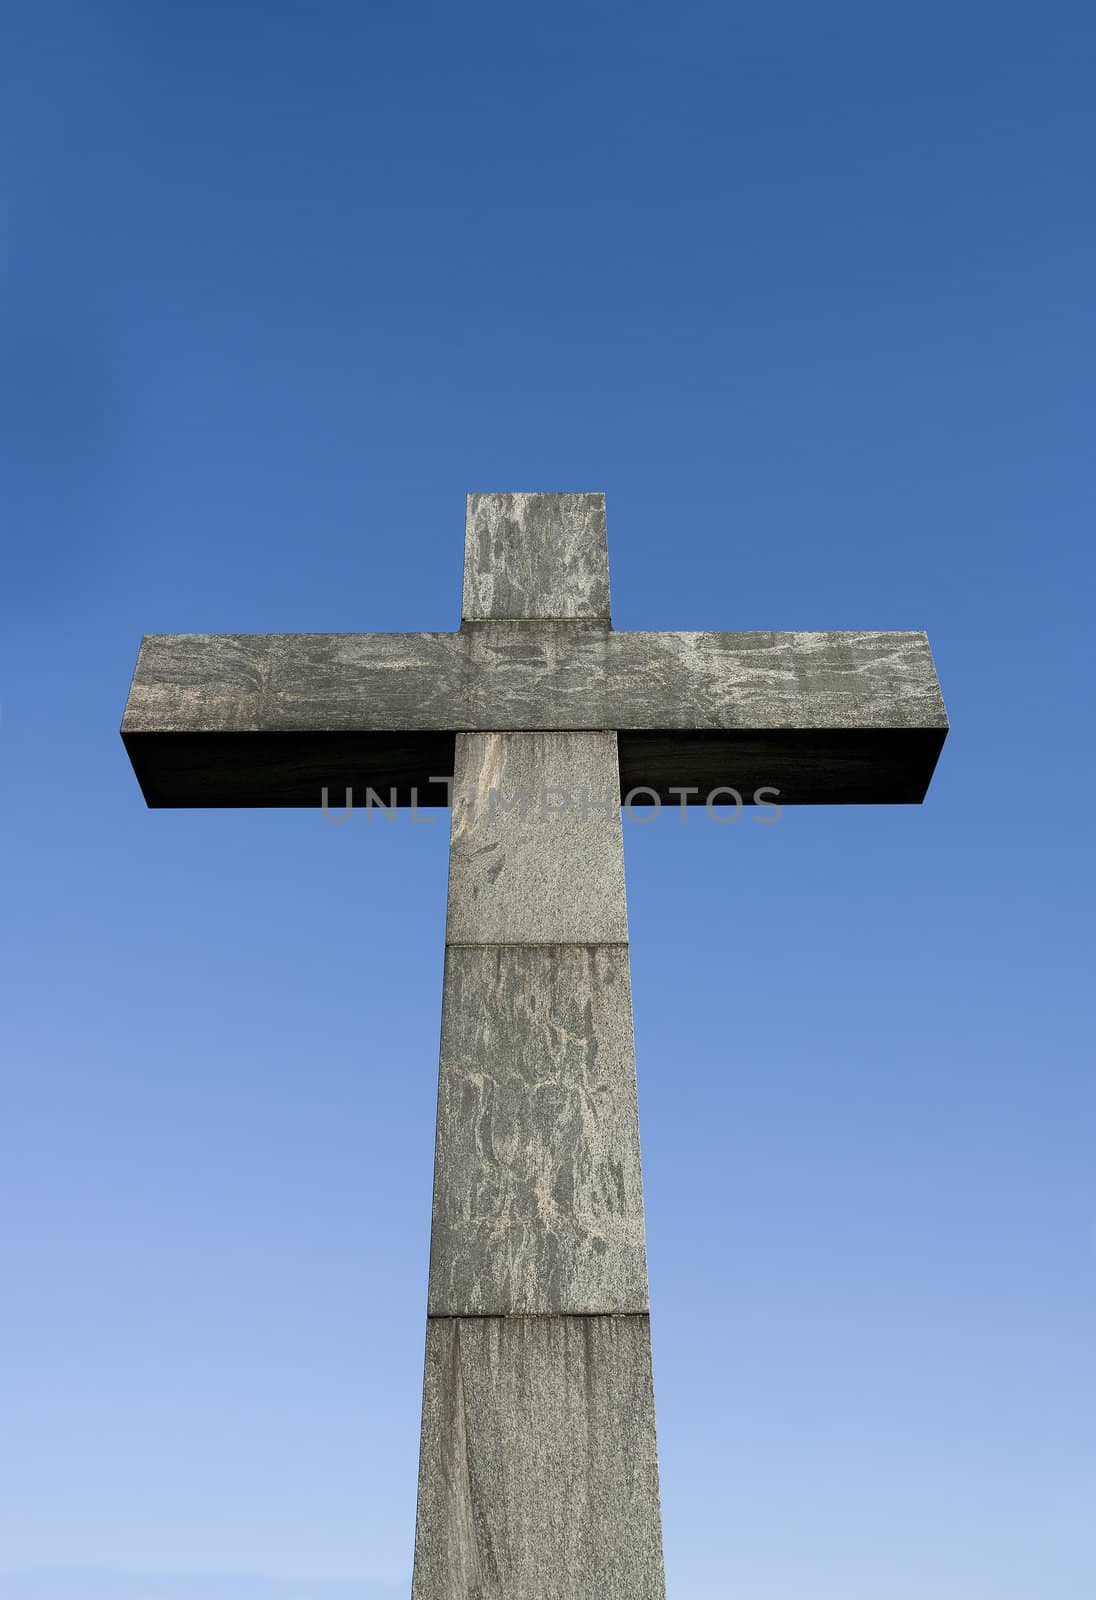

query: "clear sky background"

left=2, top=3, right=1094, bottom=1597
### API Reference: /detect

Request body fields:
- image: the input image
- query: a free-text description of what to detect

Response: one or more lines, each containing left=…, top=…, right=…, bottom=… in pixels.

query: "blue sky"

left=2, top=2, right=1094, bottom=1596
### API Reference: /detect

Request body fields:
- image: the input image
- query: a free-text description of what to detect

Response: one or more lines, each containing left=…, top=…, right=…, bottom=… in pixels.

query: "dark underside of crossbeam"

left=122, top=725, right=947, bottom=807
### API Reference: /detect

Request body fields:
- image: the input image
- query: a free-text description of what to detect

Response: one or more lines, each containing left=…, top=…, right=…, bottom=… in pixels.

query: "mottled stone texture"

left=429, top=945, right=647, bottom=1316
left=446, top=731, right=628, bottom=946
left=123, top=626, right=947, bottom=736
left=412, top=1316, right=664, bottom=1600
left=463, top=492, right=611, bottom=621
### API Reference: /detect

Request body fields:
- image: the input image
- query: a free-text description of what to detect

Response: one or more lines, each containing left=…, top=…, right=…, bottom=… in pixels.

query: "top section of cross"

left=463, top=493, right=611, bottom=625
left=120, top=488, right=948, bottom=808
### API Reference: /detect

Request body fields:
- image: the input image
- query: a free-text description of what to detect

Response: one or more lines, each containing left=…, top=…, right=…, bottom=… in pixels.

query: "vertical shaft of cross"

left=411, top=496, right=667, bottom=1598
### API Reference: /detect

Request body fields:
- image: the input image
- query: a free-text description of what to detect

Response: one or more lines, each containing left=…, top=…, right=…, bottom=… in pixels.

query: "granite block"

left=462, top=492, right=611, bottom=621
left=429, top=944, right=647, bottom=1316
left=412, top=1314, right=665, bottom=1600
left=445, top=731, right=628, bottom=946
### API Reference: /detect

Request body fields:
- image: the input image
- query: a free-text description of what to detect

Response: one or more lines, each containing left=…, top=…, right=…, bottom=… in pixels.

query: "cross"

left=122, top=493, right=947, bottom=1599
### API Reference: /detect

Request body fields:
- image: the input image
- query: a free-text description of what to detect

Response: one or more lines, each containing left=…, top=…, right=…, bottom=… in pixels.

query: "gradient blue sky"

left=2, top=3, right=1094, bottom=1597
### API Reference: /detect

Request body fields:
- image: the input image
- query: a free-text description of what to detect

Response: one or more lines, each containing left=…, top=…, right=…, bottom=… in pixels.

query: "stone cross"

left=122, top=493, right=947, bottom=1599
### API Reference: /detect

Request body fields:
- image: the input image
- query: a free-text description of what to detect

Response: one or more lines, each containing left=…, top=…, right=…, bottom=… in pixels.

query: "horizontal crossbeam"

left=121, top=625, right=947, bottom=806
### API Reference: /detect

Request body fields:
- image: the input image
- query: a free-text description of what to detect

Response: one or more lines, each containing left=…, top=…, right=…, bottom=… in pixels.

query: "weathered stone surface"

left=463, top=492, right=611, bottom=621
left=429, top=944, right=647, bottom=1316
left=445, top=731, right=628, bottom=946
left=411, top=1315, right=665, bottom=1600
left=123, top=625, right=947, bottom=736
